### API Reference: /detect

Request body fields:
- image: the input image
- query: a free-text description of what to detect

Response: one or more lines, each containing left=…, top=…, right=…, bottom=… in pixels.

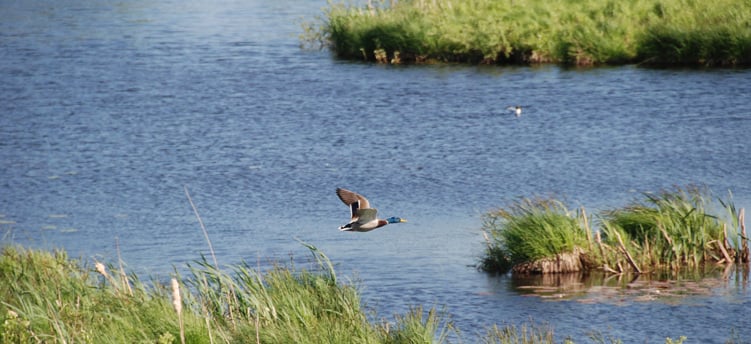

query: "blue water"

left=2, top=0, right=751, bottom=342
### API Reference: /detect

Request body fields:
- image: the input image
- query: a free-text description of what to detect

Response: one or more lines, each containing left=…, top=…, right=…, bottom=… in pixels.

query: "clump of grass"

left=481, top=198, right=592, bottom=274
left=379, top=306, right=453, bottom=344
left=305, top=0, right=751, bottom=66
left=481, top=321, right=555, bottom=344
left=186, top=252, right=380, bottom=343
left=600, top=186, right=739, bottom=271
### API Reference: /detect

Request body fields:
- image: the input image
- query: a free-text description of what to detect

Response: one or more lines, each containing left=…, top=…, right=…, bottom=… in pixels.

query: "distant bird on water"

left=336, top=188, right=407, bottom=232
left=507, top=105, right=522, bottom=117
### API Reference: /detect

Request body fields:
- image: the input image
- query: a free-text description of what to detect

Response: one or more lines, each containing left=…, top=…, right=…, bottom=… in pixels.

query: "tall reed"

left=600, top=186, right=736, bottom=271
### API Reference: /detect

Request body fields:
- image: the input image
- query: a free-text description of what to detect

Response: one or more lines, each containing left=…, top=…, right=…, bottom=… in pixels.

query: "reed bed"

left=481, top=186, right=748, bottom=274
left=0, top=245, right=453, bottom=343
left=305, top=0, right=751, bottom=66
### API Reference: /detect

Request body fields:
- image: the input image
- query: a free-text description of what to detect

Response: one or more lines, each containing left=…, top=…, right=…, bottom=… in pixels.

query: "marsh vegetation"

left=2, top=245, right=727, bottom=343
left=480, top=186, right=749, bottom=275
left=0, top=245, right=454, bottom=343
left=306, top=0, right=751, bottom=66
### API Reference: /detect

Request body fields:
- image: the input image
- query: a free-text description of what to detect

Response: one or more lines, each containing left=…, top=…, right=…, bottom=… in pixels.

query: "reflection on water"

left=512, top=265, right=750, bottom=304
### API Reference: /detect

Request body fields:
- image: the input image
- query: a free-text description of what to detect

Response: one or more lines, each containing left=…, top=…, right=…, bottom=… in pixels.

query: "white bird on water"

left=506, top=105, right=522, bottom=117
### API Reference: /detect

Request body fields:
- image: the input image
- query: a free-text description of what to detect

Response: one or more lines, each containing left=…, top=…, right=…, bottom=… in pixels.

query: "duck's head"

left=386, top=217, right=407, bottom=224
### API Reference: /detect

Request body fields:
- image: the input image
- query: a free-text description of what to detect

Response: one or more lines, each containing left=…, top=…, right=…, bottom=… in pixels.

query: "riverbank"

left=305, top=0, right=751, bottom=66
left=0, top=245, right=450, bottom=343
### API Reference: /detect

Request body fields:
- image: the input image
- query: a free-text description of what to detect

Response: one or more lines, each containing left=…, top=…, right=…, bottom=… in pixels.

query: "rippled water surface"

left=2, top=1, right=751, bottom=342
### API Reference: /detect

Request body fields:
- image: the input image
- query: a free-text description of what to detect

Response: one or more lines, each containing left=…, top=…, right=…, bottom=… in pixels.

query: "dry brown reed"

left=612, top=230, right=642, bottom=274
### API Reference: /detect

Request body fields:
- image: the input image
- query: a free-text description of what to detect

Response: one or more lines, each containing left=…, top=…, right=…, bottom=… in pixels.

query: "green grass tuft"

left=600, top=186, right=732, bottom=270
left=481, top=198, right=590, bottom=273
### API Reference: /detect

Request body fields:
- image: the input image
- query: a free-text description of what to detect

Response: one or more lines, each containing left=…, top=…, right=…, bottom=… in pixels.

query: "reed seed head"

left=171, top=278, right=182, bottom=315
left=95, top=262, right=108, bottom=278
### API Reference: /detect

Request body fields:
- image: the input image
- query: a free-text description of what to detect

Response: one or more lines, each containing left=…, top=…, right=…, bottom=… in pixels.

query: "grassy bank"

left=0, top=245, right=452, bottom=343
left=481, top=186, right=749, bottom=274
left=304, top=0, right=751, bottom=66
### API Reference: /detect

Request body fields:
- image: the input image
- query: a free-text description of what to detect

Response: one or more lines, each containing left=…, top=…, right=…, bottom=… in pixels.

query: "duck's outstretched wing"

left=355, top=208, right=378, bottom=224
left=336, top=188, right=372, bottom=221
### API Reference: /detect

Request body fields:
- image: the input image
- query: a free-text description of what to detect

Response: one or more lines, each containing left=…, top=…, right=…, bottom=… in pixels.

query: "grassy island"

left=480, top=186, right=749, bottom=275
left=305, top=0, right=751, bottom=66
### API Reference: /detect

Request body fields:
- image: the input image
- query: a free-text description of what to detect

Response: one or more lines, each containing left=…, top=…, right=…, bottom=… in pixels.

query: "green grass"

left=304, top=0, right=751, bottom=66
left=600, top=186, right=736, bottom=271
left=0, top=245, right=452, bottom=343
left=481, top=321, right=555, bottom=344
left=480, top=186, right=747, bottom=274
left=480, top=198, right=592, bottom=273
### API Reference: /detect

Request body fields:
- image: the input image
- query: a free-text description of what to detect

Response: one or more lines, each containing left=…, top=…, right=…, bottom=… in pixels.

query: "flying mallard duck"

left=336, top=188, right=407, bottom=232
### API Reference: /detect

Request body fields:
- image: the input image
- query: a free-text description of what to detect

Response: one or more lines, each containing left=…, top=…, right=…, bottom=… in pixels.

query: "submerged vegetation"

left=304, top=0, right=751, bottom=66
left=481, top=186, right=749, bottom=275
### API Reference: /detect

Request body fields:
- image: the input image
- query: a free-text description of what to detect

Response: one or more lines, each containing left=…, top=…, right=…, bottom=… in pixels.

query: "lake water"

left=2, top=0, right=751, bottom=342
